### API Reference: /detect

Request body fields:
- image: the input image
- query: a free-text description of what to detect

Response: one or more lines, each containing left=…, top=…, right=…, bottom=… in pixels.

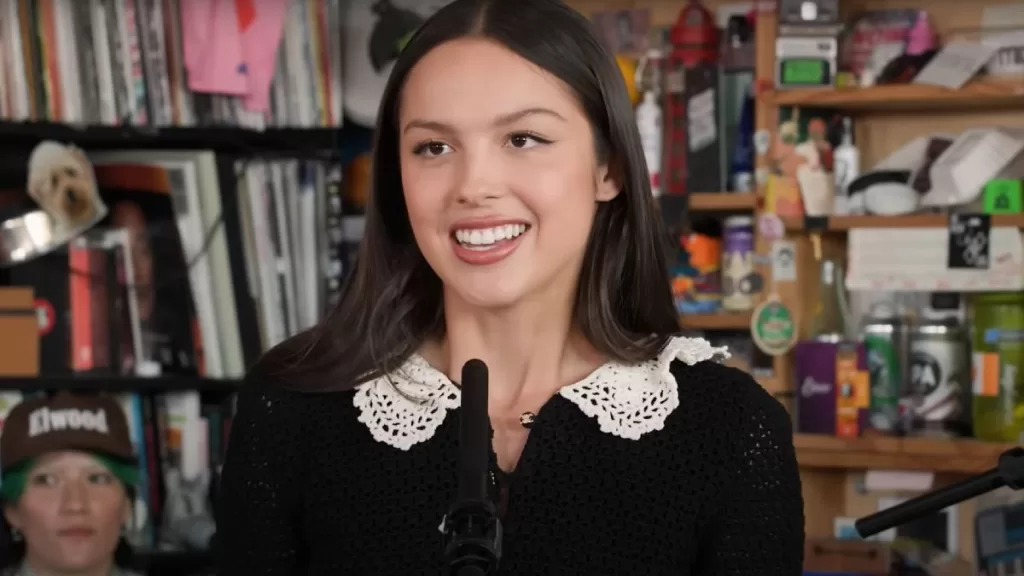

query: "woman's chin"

left=448, top=281, right=529, bottom=311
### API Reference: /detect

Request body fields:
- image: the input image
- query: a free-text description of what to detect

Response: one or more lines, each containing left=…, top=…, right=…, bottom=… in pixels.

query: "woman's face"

left=399, top=37, right=620, bottom=310
left=111, top=202, right=154, bottom=319
left=4, top=451, right=129, bottom=573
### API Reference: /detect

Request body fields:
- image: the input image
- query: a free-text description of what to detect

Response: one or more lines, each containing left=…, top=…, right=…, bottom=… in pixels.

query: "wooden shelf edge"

left=764, top=77, right=1024, bottom=111
left=680, top=312, right=752, bottom=330
left=782, top=213, right=1024, bottom=232
left=794, top=434, right=1013, bottom=474
left=688, top=192, right=758, bottom=211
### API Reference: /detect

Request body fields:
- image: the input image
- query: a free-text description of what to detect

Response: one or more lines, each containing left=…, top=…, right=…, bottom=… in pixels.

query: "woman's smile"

left=450, top=219, right=532, bottom=265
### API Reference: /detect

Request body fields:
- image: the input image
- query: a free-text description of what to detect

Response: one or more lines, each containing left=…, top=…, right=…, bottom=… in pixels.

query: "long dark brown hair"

left=263, top=0, right=680, bottom=391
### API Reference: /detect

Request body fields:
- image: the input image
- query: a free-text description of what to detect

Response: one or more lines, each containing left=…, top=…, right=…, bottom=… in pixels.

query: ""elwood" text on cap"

left=27, top=407, right=110, bottom=437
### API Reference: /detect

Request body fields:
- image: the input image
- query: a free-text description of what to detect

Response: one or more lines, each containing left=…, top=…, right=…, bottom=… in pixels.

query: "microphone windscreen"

left=459, top=359, right=489, bottom=502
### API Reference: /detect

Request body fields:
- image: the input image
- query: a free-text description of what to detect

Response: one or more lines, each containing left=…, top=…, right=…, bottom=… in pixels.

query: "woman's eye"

left=507, top=133, right=545, bottom=149
left=88, top=472, right=115, bottom=485
left=414, top=141, right=452, bottom=158
left=29, top=473, right=58, bottom=487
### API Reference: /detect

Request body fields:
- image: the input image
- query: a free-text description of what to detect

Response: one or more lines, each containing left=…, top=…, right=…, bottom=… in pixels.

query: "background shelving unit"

left=765, top=76, right=1024, bottom=111
left=785, top=213, right=1024, bottom=232
left=678, top=311, right=753, bottom=330
left=0, top=121, right=342, bottom=155
left=570, top=0, right=1024, bottom=564
left=794, top=433, right=1013, bottom=475
left=751, top=0, right=1024, bottom=559
left=687, top=191, right=759, bottom=210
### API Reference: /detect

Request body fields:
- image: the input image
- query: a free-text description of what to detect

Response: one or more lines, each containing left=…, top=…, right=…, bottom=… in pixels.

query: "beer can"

left=721, top=216, right=755, bottom=312
left=861, top=316, right=910, bottom=433
left=908, top=317, right=971, bottom=437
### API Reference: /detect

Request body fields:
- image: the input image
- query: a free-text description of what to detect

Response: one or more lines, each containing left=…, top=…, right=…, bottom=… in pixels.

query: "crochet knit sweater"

left=217, top=336, right=805, bottom=575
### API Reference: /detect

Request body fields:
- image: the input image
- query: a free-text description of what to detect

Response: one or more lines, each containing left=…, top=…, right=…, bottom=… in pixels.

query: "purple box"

left=794, top=341, right=839, bottom=434
left=794, top=341, right=868, bottom=435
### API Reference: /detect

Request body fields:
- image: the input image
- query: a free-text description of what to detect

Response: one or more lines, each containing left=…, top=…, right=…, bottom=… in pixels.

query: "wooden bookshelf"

left=794, top=434, right=1013, bottom=475
left=679, top=311, right=752, bottom=330
left=783, top=213, right=1024, bottom=232
left=765, top=77, right=1024, bottom=112
left=688, top=192, right=758, bottom=211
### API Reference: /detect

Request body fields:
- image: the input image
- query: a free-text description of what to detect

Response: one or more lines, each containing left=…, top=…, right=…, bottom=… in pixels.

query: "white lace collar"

left=352, top=336, right=729, bottom=450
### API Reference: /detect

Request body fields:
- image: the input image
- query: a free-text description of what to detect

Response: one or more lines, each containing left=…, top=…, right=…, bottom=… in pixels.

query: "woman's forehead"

left=399, top=38, right=580, bottom=126
left=31, top=450, right=105, bottom=470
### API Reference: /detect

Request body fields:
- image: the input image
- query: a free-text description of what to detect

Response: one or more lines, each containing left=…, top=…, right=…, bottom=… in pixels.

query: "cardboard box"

left=0, top=287, right=39, bottom=376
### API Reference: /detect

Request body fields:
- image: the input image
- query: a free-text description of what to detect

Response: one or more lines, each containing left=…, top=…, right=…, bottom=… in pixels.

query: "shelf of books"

left=0, top=0, right=358, bottom=570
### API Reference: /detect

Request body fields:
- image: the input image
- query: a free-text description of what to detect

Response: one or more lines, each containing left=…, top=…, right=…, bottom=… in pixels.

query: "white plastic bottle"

left=637, top=89, right=663, bottom=197
left=832, top=116, right=860, bottom=215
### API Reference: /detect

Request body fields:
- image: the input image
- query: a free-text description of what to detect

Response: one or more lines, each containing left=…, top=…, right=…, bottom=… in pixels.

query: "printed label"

left=973, top=352, right=999, bottom=397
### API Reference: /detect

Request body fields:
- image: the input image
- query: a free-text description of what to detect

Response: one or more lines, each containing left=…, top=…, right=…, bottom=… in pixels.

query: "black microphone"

left=856, top=446, right=1024, bottom=538
left=443, top=359, right=502, bottom=576
left=458, top=359, right=490, bottom=504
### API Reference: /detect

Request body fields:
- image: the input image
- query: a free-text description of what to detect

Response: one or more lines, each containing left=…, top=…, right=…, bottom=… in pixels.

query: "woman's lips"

left=57, top=526, right=96, bottom=539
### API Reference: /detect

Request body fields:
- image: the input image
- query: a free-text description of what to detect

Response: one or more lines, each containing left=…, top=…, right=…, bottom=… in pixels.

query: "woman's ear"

left=594, top=159, right=623, bottom=202
left=121, top=494, right=133, bottom=526
left=4, top=504, right=23, bottom=532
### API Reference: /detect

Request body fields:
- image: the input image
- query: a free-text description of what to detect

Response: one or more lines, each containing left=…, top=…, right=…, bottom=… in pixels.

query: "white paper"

left=914, top=42, right=1000, bottom=89
left=771, top=240, right=797, bottom=282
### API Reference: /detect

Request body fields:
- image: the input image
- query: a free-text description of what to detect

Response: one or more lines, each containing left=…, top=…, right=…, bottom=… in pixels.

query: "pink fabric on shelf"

left=181, top=0, right=249, bottom=95
left=239, top=0, right=290, bottom=112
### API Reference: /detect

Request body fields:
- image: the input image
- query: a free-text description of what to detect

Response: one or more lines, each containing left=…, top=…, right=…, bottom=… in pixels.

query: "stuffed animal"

left=26, top=141, right=106, bottom=237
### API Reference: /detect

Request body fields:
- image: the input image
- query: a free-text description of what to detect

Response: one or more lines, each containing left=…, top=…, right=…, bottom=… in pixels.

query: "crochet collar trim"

left=352, top=336, right=729, bottom=451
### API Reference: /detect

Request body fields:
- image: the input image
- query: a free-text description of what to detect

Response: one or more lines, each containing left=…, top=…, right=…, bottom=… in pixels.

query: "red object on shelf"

left=669, top=0, right=720, bottom=68
left=661, top=0, right=721, bottom=198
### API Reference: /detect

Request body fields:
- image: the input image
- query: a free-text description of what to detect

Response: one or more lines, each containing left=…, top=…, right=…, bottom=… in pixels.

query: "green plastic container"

left=970, top=293, right=1024, bottom=442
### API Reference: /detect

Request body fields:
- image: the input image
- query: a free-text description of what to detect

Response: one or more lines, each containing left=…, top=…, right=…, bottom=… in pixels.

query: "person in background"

left=0, top=392, right=142, bottom=576
left=218, top=0, right=804, bottom=573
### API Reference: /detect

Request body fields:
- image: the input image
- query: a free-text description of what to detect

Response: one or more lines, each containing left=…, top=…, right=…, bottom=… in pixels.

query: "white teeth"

left=454, top=224, right=527, bottom=248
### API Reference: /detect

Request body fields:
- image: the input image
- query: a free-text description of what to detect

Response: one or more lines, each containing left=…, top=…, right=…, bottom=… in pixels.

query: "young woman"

left=0, top=393, right=141, bottom=576
left=218, top=0, right=804, bottom=573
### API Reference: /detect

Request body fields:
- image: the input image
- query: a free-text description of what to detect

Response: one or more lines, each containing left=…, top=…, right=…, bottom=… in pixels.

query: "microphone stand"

left=442, top=360, right=502, bottom=576
left=856, top=446, right=1024, bottom=538
left=442, top=496, right=503, bottom=576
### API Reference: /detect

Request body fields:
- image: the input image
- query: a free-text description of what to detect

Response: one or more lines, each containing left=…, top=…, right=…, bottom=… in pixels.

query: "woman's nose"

left=58, top=480, right=90, bottom=513
left=455, top=149, right=503, bottom=205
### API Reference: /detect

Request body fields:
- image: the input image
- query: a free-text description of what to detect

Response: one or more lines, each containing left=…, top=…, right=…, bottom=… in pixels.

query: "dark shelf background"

left=0, top=375, right=241, bottom=401
left=0, top=121, right=342, bottom=156
left=136, top=549, right=214, bottom=576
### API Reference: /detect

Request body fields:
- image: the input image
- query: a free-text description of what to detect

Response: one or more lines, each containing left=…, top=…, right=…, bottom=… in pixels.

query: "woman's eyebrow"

left=402, top=107, right=567, bottom=135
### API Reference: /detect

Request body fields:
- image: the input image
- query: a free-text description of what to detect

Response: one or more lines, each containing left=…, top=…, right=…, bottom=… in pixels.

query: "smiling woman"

left=217, top=0, right=804, bottom=574
left=399, top=37, right=622, bottom=312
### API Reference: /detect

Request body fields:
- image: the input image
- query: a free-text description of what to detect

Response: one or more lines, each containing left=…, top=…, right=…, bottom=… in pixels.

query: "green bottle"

left=970, top=293, right=1024, bottom=442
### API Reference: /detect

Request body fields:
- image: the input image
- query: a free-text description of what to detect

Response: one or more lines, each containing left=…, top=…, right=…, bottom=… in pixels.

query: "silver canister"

left=907, top=317, right=971, bottom=437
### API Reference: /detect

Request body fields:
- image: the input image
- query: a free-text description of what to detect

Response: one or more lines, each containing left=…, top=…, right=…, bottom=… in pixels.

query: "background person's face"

left=111, top=202, right=155, bottom=320
left=111, top=202, right=154, bottom=292
left=4, top=451, right=129, bottom=573
left=398, top=37, right=619, bottom=310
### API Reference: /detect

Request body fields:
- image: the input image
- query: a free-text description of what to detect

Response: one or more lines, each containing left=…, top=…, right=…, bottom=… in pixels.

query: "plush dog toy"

left=26, top=141, right=106, bottom=237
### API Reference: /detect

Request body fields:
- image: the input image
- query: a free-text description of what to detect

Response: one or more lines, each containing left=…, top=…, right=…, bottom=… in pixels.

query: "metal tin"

left=908, top=317, right=971, bottom=437
left=861, top=316, right=910, bottom=433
